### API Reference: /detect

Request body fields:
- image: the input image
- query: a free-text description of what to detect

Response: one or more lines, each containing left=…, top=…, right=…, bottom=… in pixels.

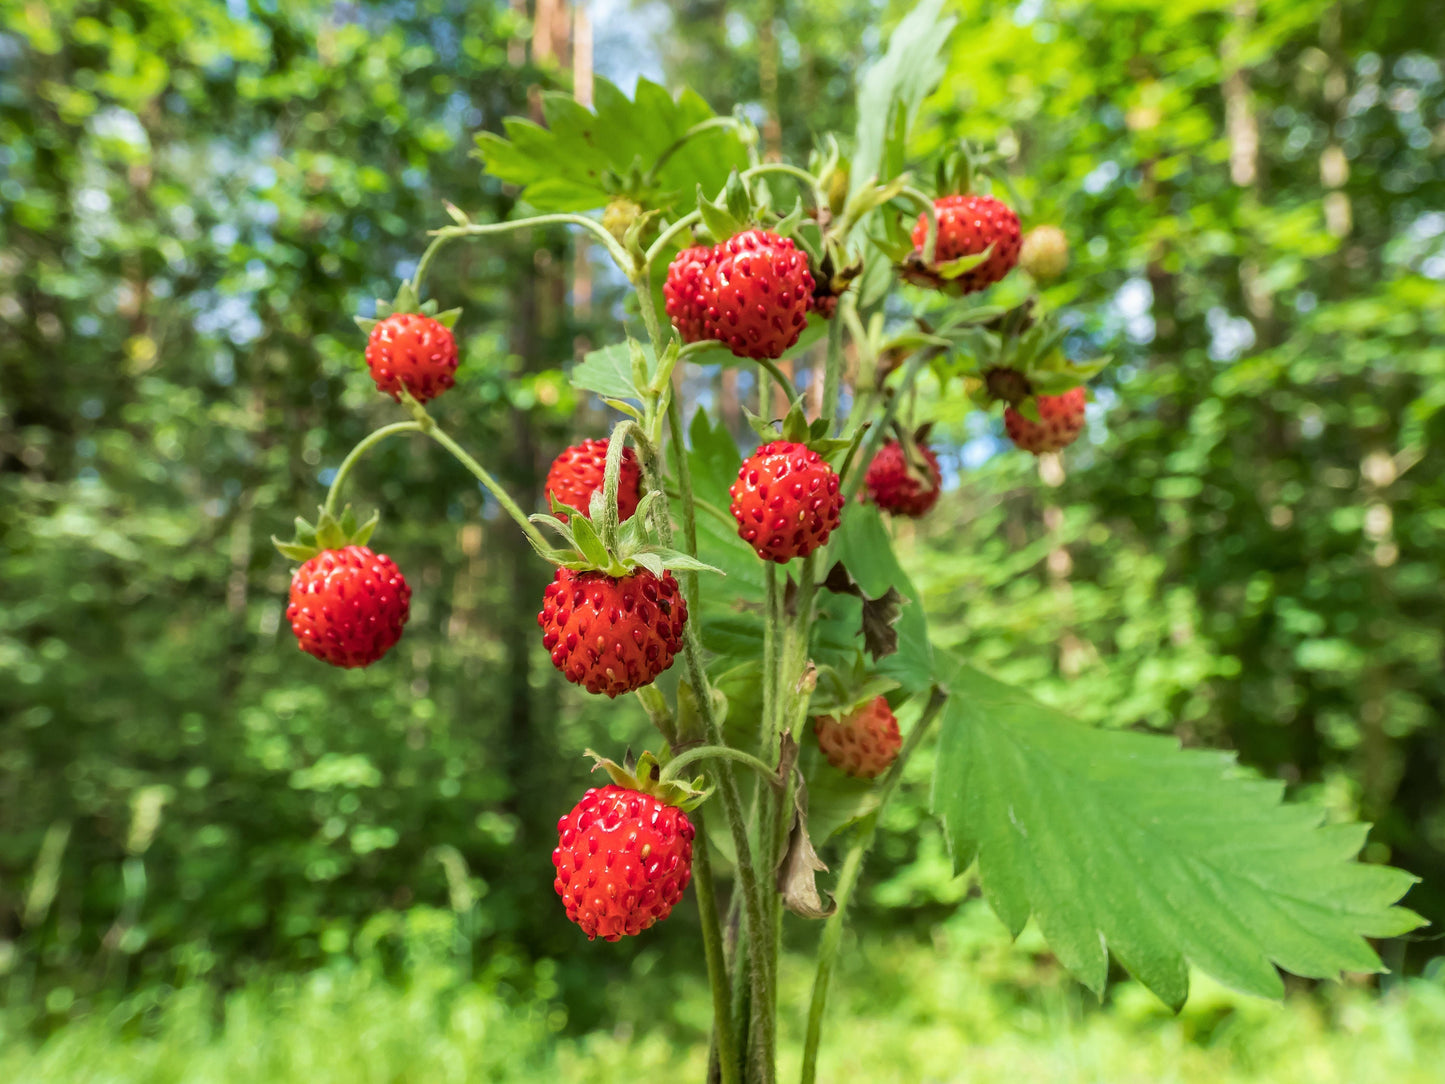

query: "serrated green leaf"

left=932, top=661, right=1425, bottom=1010
left=474, top=78, right=749, bottom=213
left=573, top=341, right=656, bottom=401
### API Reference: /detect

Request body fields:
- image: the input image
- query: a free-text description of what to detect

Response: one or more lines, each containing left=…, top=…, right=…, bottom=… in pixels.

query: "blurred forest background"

left=3, top=0, right=1445, bottom=1079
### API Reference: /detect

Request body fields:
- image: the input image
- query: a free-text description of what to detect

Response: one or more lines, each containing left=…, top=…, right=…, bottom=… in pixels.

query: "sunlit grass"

left=5, top=904, right=1444, bottom=1083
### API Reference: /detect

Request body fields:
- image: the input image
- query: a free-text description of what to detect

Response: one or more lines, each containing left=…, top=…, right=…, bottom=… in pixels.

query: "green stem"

left=756, top=356, right=798, bottom=409
left=898, top=185, right=940, bottom=265
left=690, top=805, right=741, bottom=1084
left=661, top=745, right=778, bottom=785
left=431, top=213, right=633, bottom=277
left=821, top=304, right=845, bottom=432
left=632, top=258, right=773, bottom=1084
left=322, top=421, right=425, bottom=519
left=740, top=162, right=825, bottom=208
left=799, top=686, right=948, bottom=1084
left=645, top=209, right=703, bottom=267
left=421, top=421, right=551, bottom=553
left=409, top=233, right=452, bottom=298
left=839, top=352, right=929, bottom=507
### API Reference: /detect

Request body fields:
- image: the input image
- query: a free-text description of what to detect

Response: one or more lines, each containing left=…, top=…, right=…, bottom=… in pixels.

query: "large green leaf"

left=850, top=0, right=957, bottom=196
left=474, top=78, right=750, bottom=212
left=932, top=662, right=1425, bottom=1009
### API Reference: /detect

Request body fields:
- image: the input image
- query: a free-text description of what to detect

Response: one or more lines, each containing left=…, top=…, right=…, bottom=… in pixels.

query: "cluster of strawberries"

left=279, top=189, right=1084, bottom=942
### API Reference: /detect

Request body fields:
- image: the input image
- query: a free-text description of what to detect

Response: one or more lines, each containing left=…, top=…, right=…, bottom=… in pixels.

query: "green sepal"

left=532, top=489, right=724, bottom=579
left=744, top=401, right=852, bottom=458
left=354, top=283, right=462, bottom=337
left=442, top=200, right=471, bottom=227
left=584, top=748, right=711, bottom=812
left=271, top=504, right=380, bottom=564
left=696, top=175, right=750, bottom=243
left=934, top=245, right=994, bottom=280
left=809, top=660, right=901, bottom=717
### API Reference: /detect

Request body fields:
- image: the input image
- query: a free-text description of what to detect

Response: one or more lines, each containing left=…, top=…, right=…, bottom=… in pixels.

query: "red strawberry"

left=538, top=567, right=687, bottom=697
left=553, top=784, right=694, bottom=941
left=287, top=545, right=411, bottom=668
left=729, top=440, right=843, bottom=563
left=704, top=229, right=815, bottom=360
left=864, top=440, right=942, bottom=518
left=813, top=696, right=902, bottom=779
left=909, top=194, right=1021, bottom=294
left=365, top=312, right=459, bottom=403
left=545, top=439, right=641, bottom=523
left=1004, top=387, right=1087, bottom=454
left=663, top=244, right=718, bottom=344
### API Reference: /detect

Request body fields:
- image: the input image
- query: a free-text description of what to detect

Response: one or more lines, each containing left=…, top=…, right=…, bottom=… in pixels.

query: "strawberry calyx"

left=353, top=280, right=462, bottom=338
left=531, top=487, right=720, bottom=580
left=584, top=748, right=710, bottom=812
left=272, top=504, right=379, bottom=563
left=808, top=655, right=901, bottom=719
left=743, top=398, right=852, bottom=461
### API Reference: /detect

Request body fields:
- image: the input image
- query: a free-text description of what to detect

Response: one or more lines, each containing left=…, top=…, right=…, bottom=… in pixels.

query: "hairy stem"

left=431, top=213, right=633, bottom=277
left=322, top=421, right=425, bottom=519
left=691, top=805, right=740, bottom=1084
left=662, top=745, right=778, bottom=785
left=821, top=304, right=846, bottom=431
left=632, top=259, right=775, bottom=1084
left=418, top=419, right=551, bottom=553
left=799, top=686, right=948, bottom=1084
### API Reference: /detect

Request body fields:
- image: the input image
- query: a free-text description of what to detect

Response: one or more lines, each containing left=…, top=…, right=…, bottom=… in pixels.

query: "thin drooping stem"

left=799, top=686, right=948, bottom=1084
left=431, top=213, right=634, bottom=278
left=756, top=355, right=799, bottom=407
left=662, top=744, right=778, bottom=785
left=632, top=259, right=775, bottom=1084
left=409, top=232, right=452, bottom=298
left=689, top=804, right=740, bottom=1084
left=419, top=421, right=552, bottom=553
left=646, top=209, right=702, bottom=267
left=322, top=420, right=425, bottom=519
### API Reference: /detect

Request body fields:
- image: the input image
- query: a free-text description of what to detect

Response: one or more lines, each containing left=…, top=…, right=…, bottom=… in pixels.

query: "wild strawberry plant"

left=272, top=3, right=1422, bottom=1081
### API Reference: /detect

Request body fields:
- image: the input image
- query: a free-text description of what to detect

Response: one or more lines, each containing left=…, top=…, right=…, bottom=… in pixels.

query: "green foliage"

left=474, top=79, right=750, bottom=212
left=933, top=663, right=1423, bottom=1008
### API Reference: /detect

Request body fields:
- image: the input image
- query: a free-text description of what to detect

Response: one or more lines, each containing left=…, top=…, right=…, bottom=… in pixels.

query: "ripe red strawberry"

left=545, top=439, right=641, bottom=523
left=706, top=229, right=814, bottom=359
left=663, top=244, right=718, bottom=345
left=365, top=312, right=459, bottom=403
left=553, top=784, right=694, bottom=941
left=864, top=440, right=942, bottom=518
left=909, top=194, right=1021, bottom=294
left=729, top=440, right=843, bottom=563
left=1004, top=387, right=1088, bottom=454
left=813, top=696, right=902, bottom=779
left=538, top=567, right=687, bottom=697
left=287, top=545, right=411, bottom=668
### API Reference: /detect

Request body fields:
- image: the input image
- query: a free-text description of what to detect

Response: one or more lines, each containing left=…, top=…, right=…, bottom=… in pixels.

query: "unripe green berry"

left=1020, top=224, right=1069, bottom=281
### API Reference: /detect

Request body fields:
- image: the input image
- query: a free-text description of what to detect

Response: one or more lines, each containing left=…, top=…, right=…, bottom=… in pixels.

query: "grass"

left=4, top=903, right=1445, bottom=1082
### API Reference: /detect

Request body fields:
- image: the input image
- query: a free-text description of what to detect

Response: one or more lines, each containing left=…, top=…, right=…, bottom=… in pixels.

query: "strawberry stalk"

left=800, top=686, right=949, bottom=1084
left=321, top=420, right=425, bottom=520
left=633, top=258, right=762, bottom=1084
